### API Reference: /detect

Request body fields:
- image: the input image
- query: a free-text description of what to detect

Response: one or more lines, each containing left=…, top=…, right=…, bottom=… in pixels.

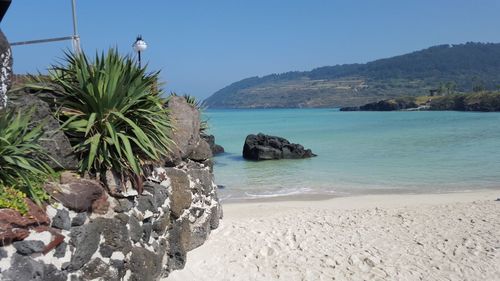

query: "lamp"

left=133, top=35, right=147, bottom=68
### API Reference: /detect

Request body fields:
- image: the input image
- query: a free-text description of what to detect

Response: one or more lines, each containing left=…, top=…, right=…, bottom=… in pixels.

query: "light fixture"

left=133, top=35, right=147, bottom=68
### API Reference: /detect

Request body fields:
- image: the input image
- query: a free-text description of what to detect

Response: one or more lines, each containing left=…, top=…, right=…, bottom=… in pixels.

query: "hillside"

left=204, top=42, right=500, bottom=108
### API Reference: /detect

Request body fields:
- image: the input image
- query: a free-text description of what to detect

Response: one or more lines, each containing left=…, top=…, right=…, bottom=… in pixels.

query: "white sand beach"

left=167, top=190, right=500, bottom=281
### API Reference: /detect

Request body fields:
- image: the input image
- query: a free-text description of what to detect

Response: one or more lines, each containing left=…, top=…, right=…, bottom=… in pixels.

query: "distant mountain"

left=204, top=42, right=500, bottom=108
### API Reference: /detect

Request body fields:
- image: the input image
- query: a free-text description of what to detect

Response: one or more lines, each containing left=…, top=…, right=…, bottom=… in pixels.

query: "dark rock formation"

left=7, top=91, right=79, bottom=170
left=71, top=213, right=87, bottom=227
left=165, top=168, right=192, bottom=218
left=0, top=28, right=12, bottom=109
left=1, top=254, right=67, bottom=281
left=201, top=133, right=225, bottom=155
left=188, top=139, right=212, bottom=161
left=51, top=209, right=71, bottom=230
left=13, top=240, right=46, bottom=255
left=243, top=133, right=317, bottom=161
left=340, top=97, right=418, bottom=111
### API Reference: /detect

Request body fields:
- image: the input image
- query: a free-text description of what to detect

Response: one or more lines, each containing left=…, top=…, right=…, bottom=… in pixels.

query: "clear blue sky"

left=2, top=1, right=500, bottom=99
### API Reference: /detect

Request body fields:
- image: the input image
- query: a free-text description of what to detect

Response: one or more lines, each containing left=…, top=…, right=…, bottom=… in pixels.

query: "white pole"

left=71, top=0, right=81, bottom=53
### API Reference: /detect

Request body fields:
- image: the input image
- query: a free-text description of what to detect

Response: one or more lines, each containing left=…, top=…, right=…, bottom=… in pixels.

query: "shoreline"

left=220, top=187, right=500, bottom=205
left=167, top=189, right=500, bottom=280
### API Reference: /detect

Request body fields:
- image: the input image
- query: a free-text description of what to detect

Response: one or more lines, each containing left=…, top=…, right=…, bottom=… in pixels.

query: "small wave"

left=244, top=187, right=313, bottom=198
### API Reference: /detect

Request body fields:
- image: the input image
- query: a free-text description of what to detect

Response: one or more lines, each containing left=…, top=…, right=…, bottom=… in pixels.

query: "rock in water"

left=242, top=133, right=316, bottom=161
left=201, top=133, right=225, bottom=155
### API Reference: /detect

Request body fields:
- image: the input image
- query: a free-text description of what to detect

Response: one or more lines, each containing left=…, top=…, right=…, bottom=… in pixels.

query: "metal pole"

left=138, top=51, right=141, bottom=68
left=71, top=0, right=81, bottom=53
left=11, top=36, right=74, bottom=46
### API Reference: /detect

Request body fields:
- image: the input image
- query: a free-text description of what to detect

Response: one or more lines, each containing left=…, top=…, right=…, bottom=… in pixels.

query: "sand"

left=167, top=190, right=500, bottom=281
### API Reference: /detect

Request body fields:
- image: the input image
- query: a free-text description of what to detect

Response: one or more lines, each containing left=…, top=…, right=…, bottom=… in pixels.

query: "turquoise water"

left=204, top=109, right=500, bottom=201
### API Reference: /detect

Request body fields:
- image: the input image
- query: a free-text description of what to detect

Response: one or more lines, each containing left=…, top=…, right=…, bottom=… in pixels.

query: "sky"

left=2, top=1, right=500, bottom=100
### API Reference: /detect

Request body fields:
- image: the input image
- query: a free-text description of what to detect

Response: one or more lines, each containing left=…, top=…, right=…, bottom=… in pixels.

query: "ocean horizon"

left=205, top=108, right=500, bottom=201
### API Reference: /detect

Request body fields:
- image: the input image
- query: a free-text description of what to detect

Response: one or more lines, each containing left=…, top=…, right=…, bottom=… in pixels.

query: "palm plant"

left=26, top=49, right=173, bottom=193
left=0, top=108, right=53, bottom=211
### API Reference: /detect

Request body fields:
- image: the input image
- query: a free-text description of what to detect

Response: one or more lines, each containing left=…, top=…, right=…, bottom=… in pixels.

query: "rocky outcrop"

left=0, top=28, right=12, bottom=109
left=0, top=95, right=221, bottom=281
left=201, top=134, right=225, bottom=155
left=7, top=91, right=79, bottom=170
left=243, top=133, right=316, bottom=161
left=340, top=97, right=418, bottom=111
left=165, top=96, right=212, bottom=163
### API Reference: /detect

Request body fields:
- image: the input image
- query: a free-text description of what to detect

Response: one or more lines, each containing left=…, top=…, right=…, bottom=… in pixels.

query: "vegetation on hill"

left=205, top=42, right=500, bottom=108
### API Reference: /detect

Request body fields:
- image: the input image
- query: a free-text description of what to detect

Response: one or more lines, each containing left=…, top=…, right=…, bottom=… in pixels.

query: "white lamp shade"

left=134, top=40, right=147, bottom=52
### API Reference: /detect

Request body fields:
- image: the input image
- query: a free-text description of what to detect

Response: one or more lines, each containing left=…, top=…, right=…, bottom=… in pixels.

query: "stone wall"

left=0, top=28, right=12, bottom=109
left=0, top=96, right=222, bottom=281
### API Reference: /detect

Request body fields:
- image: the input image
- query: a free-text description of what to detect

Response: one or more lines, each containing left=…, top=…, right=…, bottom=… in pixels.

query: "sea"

left=204, top=108, right=500, bottom=201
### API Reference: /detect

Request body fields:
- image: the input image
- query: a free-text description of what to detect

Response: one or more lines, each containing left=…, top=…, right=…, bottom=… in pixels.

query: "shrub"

left=464, top=92, right=500, bottom=111
left=0, top=108, right=53, bottom=213
left=26, top=49, right=173, bottom=192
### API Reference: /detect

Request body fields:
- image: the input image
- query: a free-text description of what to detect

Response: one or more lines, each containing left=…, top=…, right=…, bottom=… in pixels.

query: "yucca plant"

left=0, top=108, right=53, bottom=212
left=26, top=49, right=173, bottom=193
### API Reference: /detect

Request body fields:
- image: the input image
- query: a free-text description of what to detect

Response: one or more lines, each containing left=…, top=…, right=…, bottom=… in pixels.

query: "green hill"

left=204, top=42, right=500, bottom=108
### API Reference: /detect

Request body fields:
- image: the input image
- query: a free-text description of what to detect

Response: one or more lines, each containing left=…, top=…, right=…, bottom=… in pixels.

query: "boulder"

left=13, top=240, right=45, bottom=255
left=71, top=213, right=87, bottom=227
left=166, top=217, right=191, bottom=272
left=188, top=139, right=212, bottom=161
left=1, top=254, right=67, bottom=281
left=165, top=168, right=192, bottom=218
left=7, top=91, right=78, bottom=170
left=113, top=198, right=134, bottom=213
left=143, top=182, right=169, bottom=210
left=242, top=133, right=317, bottom=161
left=68, top=221, right=103, bottom=271
left=165, top=96, right=202, bottom=160
left=54, top=242, right=67, bottom=258
left=187, top=167, right=214, bottom=196
left=0, top=28, right=12, bottom=109
left=51, top=209, right=71, bottom=230
left=80, top=257, right=120, bottom=281
left=201, top=134, right=225, bottom=155
left=129, top=247, right=162, bottom=281
left=44, top=179, right=104, bottom=212
left=187, top=213, right=211, bottom=251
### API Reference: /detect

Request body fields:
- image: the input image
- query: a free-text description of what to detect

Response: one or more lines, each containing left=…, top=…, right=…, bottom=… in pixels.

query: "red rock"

left=0, top=199, right=49, bottom=228
left=33, top=226, right=65, bottom=255
left=91, top=193, right=110, bottom=215
left=0, top=225, right=30, bottom=246
left=0, top=198, right=49, bottom=246
left=44, top=179, right=104, bottom=212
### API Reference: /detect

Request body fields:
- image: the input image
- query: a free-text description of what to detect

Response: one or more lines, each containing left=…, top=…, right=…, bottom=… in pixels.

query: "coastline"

left=167, top=189, right=500, bottom=280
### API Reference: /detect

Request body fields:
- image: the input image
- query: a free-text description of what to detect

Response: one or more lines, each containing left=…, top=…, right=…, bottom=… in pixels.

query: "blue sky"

left=2, top=1, right=500, bottom=99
